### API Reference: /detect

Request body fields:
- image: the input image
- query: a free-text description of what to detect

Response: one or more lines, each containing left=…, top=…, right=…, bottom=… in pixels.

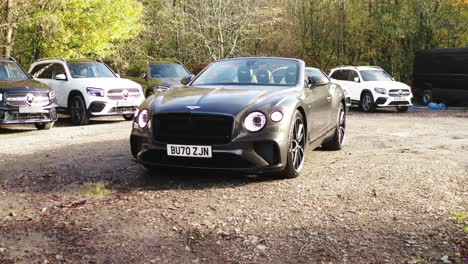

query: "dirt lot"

left=0, top=109, right=467, bottom=264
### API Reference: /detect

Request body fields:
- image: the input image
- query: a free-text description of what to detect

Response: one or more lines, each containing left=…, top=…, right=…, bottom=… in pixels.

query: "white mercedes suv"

left=329, top=66, right=413, bottom=112
left=29, top=58, right=145, bottom=125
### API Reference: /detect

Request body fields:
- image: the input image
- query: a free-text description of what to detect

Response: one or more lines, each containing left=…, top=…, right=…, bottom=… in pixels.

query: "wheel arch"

left=360, top=89, right=374, bottom=100
left=68, top=90, right=85, bottom=108
left=296, top=106, right=307, bottom=137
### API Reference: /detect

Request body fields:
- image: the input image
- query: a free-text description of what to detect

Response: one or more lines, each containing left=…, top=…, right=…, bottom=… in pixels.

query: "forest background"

left=1, top=0, right=467, bottom=82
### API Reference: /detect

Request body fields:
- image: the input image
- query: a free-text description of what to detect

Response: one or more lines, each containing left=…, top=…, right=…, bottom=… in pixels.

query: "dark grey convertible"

left=130, top=57, right=347, bottom=178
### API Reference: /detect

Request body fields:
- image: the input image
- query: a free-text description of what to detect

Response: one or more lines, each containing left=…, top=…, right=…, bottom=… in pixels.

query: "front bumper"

left=0, top=104, right=58, bottom=125
left=130, top=127, right=290, bottom=173
left=88, top=99, right=143, bottom=116
left=375, top=95, right=413, bottom=107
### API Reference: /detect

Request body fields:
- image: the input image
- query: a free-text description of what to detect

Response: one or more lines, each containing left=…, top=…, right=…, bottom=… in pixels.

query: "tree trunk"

left=3, top=0, right=14, bottom=57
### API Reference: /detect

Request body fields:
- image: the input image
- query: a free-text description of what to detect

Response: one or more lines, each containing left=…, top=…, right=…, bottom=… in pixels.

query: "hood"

left=0, top=79, right=52, bottom=92
left=364, top=81, right=410, bottom=90
left=152, top=77, right=184, bottom=88
left=74, top=77, right=142, bottom=89
left=153, top=86, right=295, bottom=115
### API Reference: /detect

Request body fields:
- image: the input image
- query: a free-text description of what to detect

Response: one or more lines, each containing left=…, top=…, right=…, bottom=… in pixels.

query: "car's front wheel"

left=123, top=114, right=134, bottom=121
left=421, top=89, right=432, bottom=105
left=70, top=95, right=90, bottom=126
left=35, top=122, right=54, bottom=130
left=323, top=103, right=346, bottom=150
left=279, top=111, right=306, bottom=179
left=360, top=92, right=376, bottom=112
left=396, top=106, right=409, bottom=112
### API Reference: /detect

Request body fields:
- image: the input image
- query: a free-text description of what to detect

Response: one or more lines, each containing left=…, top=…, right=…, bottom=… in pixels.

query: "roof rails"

left=35, top=57, right=66, bottom=62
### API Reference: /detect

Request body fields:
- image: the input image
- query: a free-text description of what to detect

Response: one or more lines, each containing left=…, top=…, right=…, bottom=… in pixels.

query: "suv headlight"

left=374, top=87, right=386, bottom=95
left=49, top=90, right=56, bottom=99
left=137, top=109, right=149, bottom=128
left=86, top=87, right=104, bottom=97
left=244, top=111, right=266, bottom=132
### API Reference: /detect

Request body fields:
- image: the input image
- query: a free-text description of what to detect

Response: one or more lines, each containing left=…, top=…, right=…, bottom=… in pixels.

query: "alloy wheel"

left=71, top=98, right=83, bottom=122
left=362, top=94, right=372, bottom=111
left=338, top=108, right=346, bottom=145
left=290, top=117, right=305, bottom=172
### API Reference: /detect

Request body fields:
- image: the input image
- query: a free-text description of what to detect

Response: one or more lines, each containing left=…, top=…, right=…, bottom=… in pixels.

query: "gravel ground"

left=0, top=108, right=467, bottom=264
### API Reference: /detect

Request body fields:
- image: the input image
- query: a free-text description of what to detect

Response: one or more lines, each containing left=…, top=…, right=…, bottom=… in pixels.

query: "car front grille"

left=389, top=101, right=410, bottom=105
left=388, top=89, right=411, bottom=97
left=107, top=88, right=141, bottom=100
left=5, top=92, right=50, bottom=107
left=153, top=113, right=234, bottom=145
left=140, top=149, right=254, bottom=168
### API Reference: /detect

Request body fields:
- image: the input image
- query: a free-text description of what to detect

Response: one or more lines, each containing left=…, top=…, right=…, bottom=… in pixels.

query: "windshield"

left=67, top=62, right=116, bottom=78
left=0, top=61, right=29, bottom=80
left=359, top=70, right=393, bottom=82
left=149, top=64, right=190, bottom=78
left=192, top=58, right=299, bottom=87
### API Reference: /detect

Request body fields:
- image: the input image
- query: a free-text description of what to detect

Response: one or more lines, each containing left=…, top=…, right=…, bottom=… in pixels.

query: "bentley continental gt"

left=130, top=57, right=347, bottom=178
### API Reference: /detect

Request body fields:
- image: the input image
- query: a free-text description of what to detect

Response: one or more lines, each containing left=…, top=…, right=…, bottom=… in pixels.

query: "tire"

left=35, top=122, right=54, bottom=130
left=123, top=114, right=134, bottom=121
left=69, top=95, right=90, bottom=126
left=322, top=104, right=346, bottom=150
left=278, top=110, right=306, bottom=179
left=421, top=89, right=432, bottom=105
left=396, top=106, right=409, bottom=113
left=360, top=92, right=376, bottom=112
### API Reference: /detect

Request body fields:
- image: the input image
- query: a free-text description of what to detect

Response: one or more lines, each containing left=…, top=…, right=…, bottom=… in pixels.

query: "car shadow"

left=54, top=115, right=129, bottom=127
left=127, top=166, right=280, bottom=192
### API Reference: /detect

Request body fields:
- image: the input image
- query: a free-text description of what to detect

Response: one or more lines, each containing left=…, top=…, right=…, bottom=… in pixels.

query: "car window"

left=192, top=58, right=300, bottom=87
left=359, top=70, right=393, bottom=81
left=0, top=61, right=29, bottom=80
left=51, top=64, right=66, bottom=79
left=67, top=62, right=116, bottom=78
left=347, top=70, right=359, bottom=81
left=149, top=64, right=190, bottom=78
left=331, top=70, right=346, bottom=80
left=33, top=63, right=54, bottom=79
left=305, top=68, right=330, bottom=83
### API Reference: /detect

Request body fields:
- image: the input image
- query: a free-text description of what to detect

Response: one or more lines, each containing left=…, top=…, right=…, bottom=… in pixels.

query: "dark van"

left=413, top=47, right=468, bottom=106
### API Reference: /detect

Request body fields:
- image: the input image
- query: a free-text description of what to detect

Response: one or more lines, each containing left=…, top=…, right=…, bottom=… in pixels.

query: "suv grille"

left=153, top=113, right=234, bottom=145
left=388, top=89, right=411, bottom=97
left=5, top=92, right=50, bottom=107
left=108, top=88, right=140, bottom=100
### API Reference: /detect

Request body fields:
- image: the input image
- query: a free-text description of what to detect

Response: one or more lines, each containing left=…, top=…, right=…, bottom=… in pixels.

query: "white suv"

left=29, top=58, right=145, bottom=125
left=329, top=66, right=413, bottom=112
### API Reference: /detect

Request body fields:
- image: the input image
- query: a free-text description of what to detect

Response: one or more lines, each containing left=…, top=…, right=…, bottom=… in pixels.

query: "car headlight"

left=49, top=90, right=56, bottom=99
left=374, top=87, right=386, bottom=94
left=86, top=87, right=104, bottom=97
left=137, top=109, right=149, bottom=128
left=244, top=111, right=266, bottom=132
left=270, top=111, right=283, bottom=122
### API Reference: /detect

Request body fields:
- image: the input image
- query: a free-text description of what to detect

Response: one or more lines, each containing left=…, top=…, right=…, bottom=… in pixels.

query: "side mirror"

left=55, top=74, right=67, bottom=81
left=181, top=76, right=193, bottom=85
left=307, top=77, right=317, bottom=88
left=353, top=77, right=360, bottom=83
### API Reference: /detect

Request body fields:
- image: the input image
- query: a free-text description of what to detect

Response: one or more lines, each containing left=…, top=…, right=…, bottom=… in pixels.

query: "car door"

left=304, top=75, right=332, bottom=142
left=48, top=63, right=73, bottom=107
left=345, top=70, right=362, bottom=101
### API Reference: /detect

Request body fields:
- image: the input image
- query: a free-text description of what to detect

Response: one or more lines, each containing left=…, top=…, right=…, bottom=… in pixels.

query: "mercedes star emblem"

left=122, top=89, right=129, bottom=99
left=26, top=93, right=35, bottom=106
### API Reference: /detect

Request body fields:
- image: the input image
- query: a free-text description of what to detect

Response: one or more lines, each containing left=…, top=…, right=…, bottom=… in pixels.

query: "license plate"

left=19, top=106, right=42, bottom=113
left=116, top=100, right=133, bottom=106
left=167, top=144, right=212, bottom=158
left=393, top=97, right=406, bottom=101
